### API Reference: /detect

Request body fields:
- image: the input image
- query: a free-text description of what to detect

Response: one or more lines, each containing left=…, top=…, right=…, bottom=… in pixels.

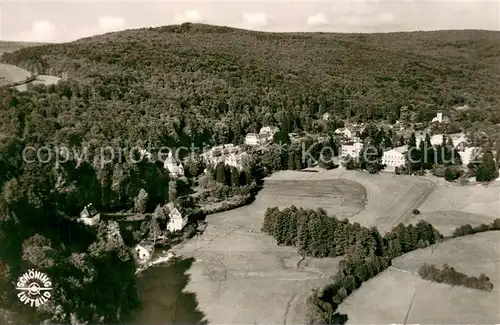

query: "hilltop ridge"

left=1, top=24, right=500, bottom=145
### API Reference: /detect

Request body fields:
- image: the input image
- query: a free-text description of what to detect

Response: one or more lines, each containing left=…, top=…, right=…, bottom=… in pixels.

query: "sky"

left=1, top=0, right=499, bottom=42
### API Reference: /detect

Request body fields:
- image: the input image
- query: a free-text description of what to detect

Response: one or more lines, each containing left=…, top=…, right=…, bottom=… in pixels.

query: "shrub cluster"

left=452, top=218, right=500, bottom=237
left=307, top=255, right=391, bottom=325
left=201, top=194, right=252, bottom=215
left=418, top=263, right=494, bottom=291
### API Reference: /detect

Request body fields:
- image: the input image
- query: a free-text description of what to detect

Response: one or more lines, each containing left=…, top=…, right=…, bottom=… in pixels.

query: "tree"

left=476, top=151, right=499, bottom=182
left=134, top=189, right=149, bottom=213
left=406, top=132, right=421, bottom=172
left=168, top=181, right=177, bottom=202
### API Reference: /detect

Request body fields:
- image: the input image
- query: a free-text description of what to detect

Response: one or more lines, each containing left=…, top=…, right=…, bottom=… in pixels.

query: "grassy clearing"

left=418, top=184, right=500, bottom=218
left=268, top=168, right=435, bottom=233
left=411, top=183, right=500, bottom=236
left=338, top=231, right=500, bottom=324
left=0, top=63, right=31, bottom=86
left=14, top=75, right=61, bottom=91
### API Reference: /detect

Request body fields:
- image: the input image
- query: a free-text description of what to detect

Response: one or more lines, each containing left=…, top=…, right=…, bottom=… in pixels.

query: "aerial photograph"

left=0, top=1, right=499, bottom=324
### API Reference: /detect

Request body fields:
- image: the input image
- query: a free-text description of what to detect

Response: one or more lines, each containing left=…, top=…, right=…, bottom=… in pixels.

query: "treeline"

left=418, top=263, right=494, bottom=291
left=261, top=206, right=443, bottom=325
left=452, top=218, right=500, bottom=237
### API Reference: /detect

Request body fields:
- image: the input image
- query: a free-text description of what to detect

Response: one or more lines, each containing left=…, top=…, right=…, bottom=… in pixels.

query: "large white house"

left=166, top=202, right=188, bottom=232
left=335, top=128, right=354, bottom=139
left=201, top=144, right=248, bottom=170
left=164, top=151, right=184, bottom=177
left=259, top=126, right=279, bottom=136
left=79, top=203, right=100, bottom=226
left=340, top=142, right=363, bottom=159
left=382, top=146, right=407, bottom=169
left=135, top=240, right=154, bottom=263
left=432, top=112, right=443, bottom=123
left=458, top=147, right=481, bottom=166
left=245, top=133, right=269, bottom=146
left=415, top=132, right=467, bottom=148
left=322, top=113, right=331, bottom=120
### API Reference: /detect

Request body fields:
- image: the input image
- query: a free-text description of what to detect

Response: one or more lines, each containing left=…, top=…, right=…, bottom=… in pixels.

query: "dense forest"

left=3, top=25, right=500, bottom=149
left=2, top=24, right=500, bottom=324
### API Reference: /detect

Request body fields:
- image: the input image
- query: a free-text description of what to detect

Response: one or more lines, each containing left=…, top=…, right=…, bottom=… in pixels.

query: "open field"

left=172, top=168, right=443, bottom=324
left=339, top=231, right=500, bottom=324
left=0, top=63, right=31, bottom=86
left=175, top=223, right=341, bottom=325
left=267, top=168, right=436, bottom=233
left=409, top=182, right=500, bottom=236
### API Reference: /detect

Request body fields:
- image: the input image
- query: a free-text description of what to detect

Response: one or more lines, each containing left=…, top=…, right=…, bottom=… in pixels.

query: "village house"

left=415, top=132, right=467, bottom=149
left=432, top=112, right=443, bottom=123
left=340, top=142, right=363, bottom=159
left=225, top=152, right=250, bottom=170
left=259, top=126, right=279, bottom=136
left=79, top=203, right=100, bottom=226
left=201, top=144, right=248, bottom=170
left=335, top=127, right=354, bottom=139
left=245, top=133, right=269, bottom=146
left=382, top=146, right=407, bottom=169
left=164, top=151, right=184, bottom=177
left=135, top=240, right=154, bottom=263
left=322, top=112, right=331, bottom=120
left=459, top=147, right=481, bottom=166
left=166, top=202, right=188, bottom=232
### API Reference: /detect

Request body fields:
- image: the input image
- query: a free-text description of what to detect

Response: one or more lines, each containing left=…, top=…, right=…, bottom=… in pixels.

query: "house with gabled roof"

left=79, top=203, right=100, bottom=226
left=164, top=151, right=184, bottom=177
left=166, top=202, right=188, bottom=232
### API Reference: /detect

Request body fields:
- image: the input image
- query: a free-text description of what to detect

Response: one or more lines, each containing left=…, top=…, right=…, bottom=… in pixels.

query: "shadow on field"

left=124, top=257, right=208, bottom=325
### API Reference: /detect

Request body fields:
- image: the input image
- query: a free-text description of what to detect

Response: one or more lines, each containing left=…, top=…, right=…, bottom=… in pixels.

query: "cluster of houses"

left=244, top=126, right=280, bottom=146
left=330, top=112, right=485, bottom=170
left=78, top=201, right=188, bottom=264
left=335, top=123, right=364, bottom=160
left=164, top=151, right=185, bottom=178
left=201, top=143, right=250, bottom=170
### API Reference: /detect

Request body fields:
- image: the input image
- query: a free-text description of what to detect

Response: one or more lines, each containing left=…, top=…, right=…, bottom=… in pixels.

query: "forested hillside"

left=1, top=24, right=500, bottom=324
left=2, top=24, right=500, bottom=149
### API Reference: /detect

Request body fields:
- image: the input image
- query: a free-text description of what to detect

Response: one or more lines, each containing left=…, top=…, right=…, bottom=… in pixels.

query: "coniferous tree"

left=476, top=151, right=499, bottom=182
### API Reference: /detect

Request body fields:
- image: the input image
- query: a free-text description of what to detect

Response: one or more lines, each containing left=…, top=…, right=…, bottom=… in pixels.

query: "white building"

left=259, top=126, right=279, bottom=136
left=164, top=151, right=184, bottom=177
left=135, top=240, right=154, bottom=262
left=245, top=133, right=269, bottom=146
left=432, top=112, right=443, bottom=123
left=322, top=113, right=331, bottom=120
left=201, top=144, right=247, bottom=170
left=459, top=147, right=481, bottom=166
left=225, top=152, right=249, bottom=170
left=166, top=202, right=188, bottom=232
left=335, top=128, right=354, bottom=139
left=79, top=203, right=100, bottom=226
left=382, top=146, right=407, bottom=169
left=415, top=132, right=467, bottom=148
left=340, top=142, right=363, bottom=159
